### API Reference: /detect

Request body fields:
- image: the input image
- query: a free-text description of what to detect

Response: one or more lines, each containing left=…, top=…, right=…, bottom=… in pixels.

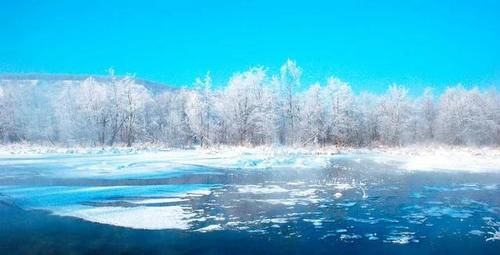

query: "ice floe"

left=469, top=230, right=485, bottom=236
left=303, top=218, right=323, bottom=227
left=365, top=233, right=379, bottom=240
left=237, top=185, right=288, bottom=194
left=384, top=230, right=419, bottom=244
left=55, top=205, right=195, bottom=230
left=195, top=224, right=224, bottom=232
left=0, top=184, right=216, bottom=230
left=485, top=220, right=500, bottom=242
left=339, top=234, right=362, bottom=242
left=128, top=197, right=187, bottom=205
left=346, top=217, right=399, bottom=224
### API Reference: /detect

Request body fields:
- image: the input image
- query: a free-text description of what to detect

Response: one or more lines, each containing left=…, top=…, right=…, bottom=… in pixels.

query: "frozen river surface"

left=0, top=150, right=499, bottom=254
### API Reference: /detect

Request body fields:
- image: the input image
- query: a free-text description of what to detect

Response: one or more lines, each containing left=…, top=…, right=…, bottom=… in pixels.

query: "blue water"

left=0, top=153, right=499, bottom=254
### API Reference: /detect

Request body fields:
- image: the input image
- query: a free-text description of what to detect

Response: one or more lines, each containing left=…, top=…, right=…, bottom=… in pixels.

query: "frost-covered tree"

left=325, top=77, right=358, bottom=146
left=435, top=86, right=469, bottom=145
left=120, top=77, right=152, bottom=147
left=0, top=81, right=41, bottom=142
left=299, top=83, right=327, bottom=145
left=377, top=85, right=411, bottom=146
left=415, top=88, right=436, bottom=142
left=436, top=86, right=498, bottom=145
left=76, top=77, right=110, bottom=145
left=0, top=61, right=498, bottom=147
left=357, top=92, right=381, bottom=145
left=147, top=91, right=175, bottom=144
left=484, top=89, right=500, bottom=144
left=280, top=59, right=302, bottom=145
left=185, top=73, right=213, bottom=147
left=220, top=67, right=267, bottom=145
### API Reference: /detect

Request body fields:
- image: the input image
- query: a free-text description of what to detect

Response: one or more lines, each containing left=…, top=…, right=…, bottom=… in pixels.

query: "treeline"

left=1, top=60, right=499, bottom=147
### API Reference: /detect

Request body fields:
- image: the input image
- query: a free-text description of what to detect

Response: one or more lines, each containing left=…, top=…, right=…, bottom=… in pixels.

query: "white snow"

left=0, top=146, right=336, bottom=181
left=485, top=220, right=500, bottom=242
left=0, top=184, right=215, bottom=230
left=237, top=185, right=288, bottom=194
left=327, top=183, right=354, bottom=190
left=261, top=218, right=289, bottom=224
left=195, top=224, right=224, bottom=232
left=290, top=188, right=317, bottom=197
left=339, top=234, right=362, bottom=241
left=128, top=197, right=187, bottom=204
left=303, top=218, right=323, bottom=227
left=1, top=145, right=499, bottom=173
left=352, top=146, right=500, bottom=173
left=55, top=205, right=195, bottom=230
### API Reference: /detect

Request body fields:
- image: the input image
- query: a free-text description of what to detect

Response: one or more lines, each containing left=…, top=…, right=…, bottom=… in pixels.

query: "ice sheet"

left=55, top=205, right=195, bottom=230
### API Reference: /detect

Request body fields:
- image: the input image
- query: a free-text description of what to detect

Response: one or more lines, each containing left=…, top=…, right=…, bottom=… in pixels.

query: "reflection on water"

left=0, top=153, right=499, bottom=254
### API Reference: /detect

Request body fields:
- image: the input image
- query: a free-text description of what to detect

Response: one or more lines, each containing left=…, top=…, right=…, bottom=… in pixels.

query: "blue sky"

left=1, top=0, right=499, bottom=93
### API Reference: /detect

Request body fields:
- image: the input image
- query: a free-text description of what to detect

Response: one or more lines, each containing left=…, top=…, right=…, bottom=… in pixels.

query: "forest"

left=0, top=60, right=499, bottom=148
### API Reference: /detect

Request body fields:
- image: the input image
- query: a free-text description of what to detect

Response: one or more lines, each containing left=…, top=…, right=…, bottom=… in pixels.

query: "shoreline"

left=1, top=143, right=499, bottom=173
left=0, top=143, right=498, bottom=155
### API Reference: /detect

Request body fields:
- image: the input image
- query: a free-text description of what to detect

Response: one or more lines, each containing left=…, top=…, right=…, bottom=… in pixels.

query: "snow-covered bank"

left=0, top=143, right=171, bottom=156
left=0, top=144, right=499, bottom=173
left=356, top=145, right=500, bottom=173
left=0, top=143, right=341, bottom=156
left=0, top=144, right=337, bottom=172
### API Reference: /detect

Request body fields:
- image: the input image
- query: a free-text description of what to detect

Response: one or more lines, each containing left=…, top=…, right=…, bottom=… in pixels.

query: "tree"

left=435, top=86, right=467, bottom=145
left=415, top=88, right=436, bottom=142
left=1, top=62, right=499, bottom=148
left=357, top=92, right=380, bottom=146
left=325, top=77, right=358, bottom=146
left=300, top=83, right=327, bottom=145
left=378, top=85, right=411, bottom=146
left=120, top=77, right=152, bottom=147
left=76, top=77, right=110, bottom=145
left=185, top=73, right=213, bottom=147
left=280, top=59, right=302, bottom=145
left=220, top=67, right=267, bottom=145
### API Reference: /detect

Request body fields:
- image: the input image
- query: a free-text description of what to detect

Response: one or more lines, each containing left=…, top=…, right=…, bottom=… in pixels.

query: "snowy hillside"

left=0, top=73, right=175, bottom=94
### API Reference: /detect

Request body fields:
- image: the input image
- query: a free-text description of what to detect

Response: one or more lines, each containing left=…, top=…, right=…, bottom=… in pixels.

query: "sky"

left=1, top=0, right=499, bottom=94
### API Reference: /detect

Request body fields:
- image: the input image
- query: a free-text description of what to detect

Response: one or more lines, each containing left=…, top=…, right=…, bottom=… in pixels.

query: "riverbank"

left=0, top=143, right=499, bottom=172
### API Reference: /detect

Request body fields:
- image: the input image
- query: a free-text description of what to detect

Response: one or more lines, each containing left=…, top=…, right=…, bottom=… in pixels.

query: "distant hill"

left=0, top=73, right=177, bottom=94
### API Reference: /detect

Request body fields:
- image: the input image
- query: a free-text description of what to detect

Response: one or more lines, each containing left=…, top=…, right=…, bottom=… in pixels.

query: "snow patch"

left=55, top=205, right=195, bottom=230
left=362, top=146, right=500, bottom=173
left=237, top=185, right=288, bottom=194
left=128, top=197, right=187, bottom=204
left=195, top=224, right=224, bottom=232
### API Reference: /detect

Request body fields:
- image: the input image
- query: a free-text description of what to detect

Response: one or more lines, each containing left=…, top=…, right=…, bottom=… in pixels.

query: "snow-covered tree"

left=357, top=92, right=381, bottom=145
left=185, top=73, right=213, bottom=147
left=325, top=77, right=358, bottom=146
left=120, top=77, right=152, bottom=147
left=415, top=88, right=436, bottom=142
left=75, top=77, right=110, bottom=145
left=0, top=61, right=498, bottom=147
left=436, top=86, right=498, bottom=145
left=377, top=85, right=412, bottom=146
left=299, top=83, right=327, bottom=145
left=220, top=67, right=267, bottom=145
left=280, top=59, right=302, bottom=145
